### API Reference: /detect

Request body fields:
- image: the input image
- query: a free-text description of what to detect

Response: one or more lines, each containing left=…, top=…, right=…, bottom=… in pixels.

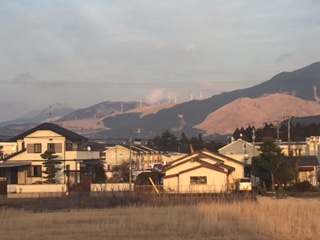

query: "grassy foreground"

left=0, top=196, right=319, bottom=240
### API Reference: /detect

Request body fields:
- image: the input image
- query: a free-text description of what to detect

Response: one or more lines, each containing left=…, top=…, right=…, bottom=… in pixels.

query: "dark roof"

left=297, top=156, right=319, bottom=166
left=0, top=161, right=31, bottom=168
left=283, top=156, right=319, bottom=166
left=10, top=122, right=88, bottom=142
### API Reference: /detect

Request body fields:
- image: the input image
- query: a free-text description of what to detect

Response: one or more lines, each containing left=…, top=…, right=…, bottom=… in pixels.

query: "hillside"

left=195, top=93, right=320, bottom=135
left=99, top=62, right=320, bottom=138
left=2, top=61, right=320, bottom=140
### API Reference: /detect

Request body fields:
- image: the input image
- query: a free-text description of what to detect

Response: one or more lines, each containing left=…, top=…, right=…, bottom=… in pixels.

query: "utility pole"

left=129, top=132, right=132, bottom=191
left=252, top=128, right=256, bottom=157
left=285, top=116, right=294, bottom=156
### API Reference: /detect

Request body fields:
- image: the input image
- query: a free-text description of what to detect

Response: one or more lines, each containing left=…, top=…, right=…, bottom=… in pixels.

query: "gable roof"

left=10, top=122, right=88, bottom=142
left=165, top=153, right=236, bottom=174
left=218, top=139, right=256, bottom=151
left=163, top=158, right=231, bottom=179
left=199, top=149, right=248, bottom=166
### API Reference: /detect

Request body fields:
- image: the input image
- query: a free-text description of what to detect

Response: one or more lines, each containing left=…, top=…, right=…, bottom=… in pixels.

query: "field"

left=0, top=196, right=319, bottom=240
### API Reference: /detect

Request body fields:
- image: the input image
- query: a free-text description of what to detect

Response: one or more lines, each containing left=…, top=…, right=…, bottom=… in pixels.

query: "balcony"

left=65, top=150, right=100, bottom=161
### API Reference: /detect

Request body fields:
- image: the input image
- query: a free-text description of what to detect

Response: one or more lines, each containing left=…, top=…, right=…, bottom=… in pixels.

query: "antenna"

left=49, top=105, right=52, bottom=123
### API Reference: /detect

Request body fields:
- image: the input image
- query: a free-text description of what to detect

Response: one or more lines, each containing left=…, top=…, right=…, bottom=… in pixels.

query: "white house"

left=103, top=143, right=185, bottom=171
left=0, top=122, right=101, bottom=187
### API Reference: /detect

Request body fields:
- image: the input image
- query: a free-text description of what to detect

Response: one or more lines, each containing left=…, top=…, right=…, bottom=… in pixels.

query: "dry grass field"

left=0, top=196, right=319, bottom=240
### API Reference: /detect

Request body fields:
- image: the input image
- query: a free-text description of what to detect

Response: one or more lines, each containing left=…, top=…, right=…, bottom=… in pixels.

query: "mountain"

left=0, top=103, right=78, bottom=127
left=58, top=101, right=148, bottom=121
left=95, top=62, right=320, bottom=138
left=194, top=93, right=320, bottom=135
left=2, top=61, right=320, bottom=140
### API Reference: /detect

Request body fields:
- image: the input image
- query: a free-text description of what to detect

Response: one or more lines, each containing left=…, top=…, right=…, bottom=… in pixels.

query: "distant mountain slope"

left=3, top=61, right=320, bottom=140
left=126, top=103, right=177, bottom=117
left=195, top=93, right=320, bottom=135
left=57, top=101, right=147, bottom=122
left=0, top=103, right=78, bottom=127
left=101, top=62, right=320, bottom=137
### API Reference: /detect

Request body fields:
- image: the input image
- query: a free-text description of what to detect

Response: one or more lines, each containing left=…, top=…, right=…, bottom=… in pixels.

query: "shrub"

left=293, top=180, right=312, bottom=192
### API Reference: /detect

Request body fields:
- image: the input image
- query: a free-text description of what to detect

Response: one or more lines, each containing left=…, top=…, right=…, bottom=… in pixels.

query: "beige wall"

left=164, top=166, right=228, bottom=193
left=8, top=184, right=67, bottom=194
left=0, top=142, right=17, bottom=157
left=91, top=183, right=130, bottom=192
left=104, top=145, right=164, bottom=170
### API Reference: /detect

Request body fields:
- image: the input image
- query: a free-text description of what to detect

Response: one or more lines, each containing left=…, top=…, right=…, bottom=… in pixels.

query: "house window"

left=34, top=144, right=42, bottom=153
left=66, top=142, right=73, bottom=151
left=27, top=166, right=42, bottom=177
left=190, top=176, right=207, bottom=185
left=47, top=143, right=55, bottom=151
left=243, top=143, right=247, bottom=149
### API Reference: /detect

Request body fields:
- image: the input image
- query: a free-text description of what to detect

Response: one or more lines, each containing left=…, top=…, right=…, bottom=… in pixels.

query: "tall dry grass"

left=0, top=196, right=319, bottom=240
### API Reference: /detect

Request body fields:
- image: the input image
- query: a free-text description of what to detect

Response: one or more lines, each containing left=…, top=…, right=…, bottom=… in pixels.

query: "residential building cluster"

left=0, top=122, right=319, bottom=197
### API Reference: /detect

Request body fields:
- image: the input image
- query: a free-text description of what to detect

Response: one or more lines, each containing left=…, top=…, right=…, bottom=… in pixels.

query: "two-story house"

left=0, top=122, right=101, bottom=186
left=104, top=143, right=185, bottom=171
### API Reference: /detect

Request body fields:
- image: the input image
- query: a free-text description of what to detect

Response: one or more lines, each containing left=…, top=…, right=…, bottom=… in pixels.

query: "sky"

left=1, top=0, right=320, bottom=122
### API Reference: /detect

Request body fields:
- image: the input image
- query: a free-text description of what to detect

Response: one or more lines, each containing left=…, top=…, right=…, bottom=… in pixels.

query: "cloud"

left=184, top=43, right=197, bottom=52
left=276, top=53, right=294, bottom=63
left=154, top=43, right=169, bottom=51
left=200, top=80, right=216, bottom=89
left=146, top=89, right=165, bottom=103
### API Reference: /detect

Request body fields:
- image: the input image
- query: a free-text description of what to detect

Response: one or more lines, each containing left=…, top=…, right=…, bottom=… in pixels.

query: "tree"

left=41, top=150, right=61, bottom=184
left=93, top=162, right=107, bottom=183
left=256, top=137, right=285, bottom=191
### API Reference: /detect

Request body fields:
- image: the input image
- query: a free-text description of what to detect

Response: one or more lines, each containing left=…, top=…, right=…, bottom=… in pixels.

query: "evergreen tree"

left=93, top=162, right=107, bottom=183
left=256, top=137, right=286, bottom=191
left=41, top=150, right=61, bottom=184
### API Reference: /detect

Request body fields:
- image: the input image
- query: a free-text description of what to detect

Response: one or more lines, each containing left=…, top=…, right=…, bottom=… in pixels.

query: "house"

left=103, top=143, right=185, bottom=171
left=218, top=138, right=260, bottom=186
left=0, top=122, right=101, bottom=188
left=0, top=142, right=18, bottom=160
left=218, top=138, right=260, bottom=165
left=163, top=149, right=249, bottom=193
left=289, top=155, right=319, bottom=186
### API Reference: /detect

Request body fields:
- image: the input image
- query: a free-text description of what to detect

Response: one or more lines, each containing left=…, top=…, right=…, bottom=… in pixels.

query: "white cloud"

left=0, top=1, right=320, bottom=121
left=184, top=43, right=197, bottom=52
left=146, top=89, right=165, bottom=103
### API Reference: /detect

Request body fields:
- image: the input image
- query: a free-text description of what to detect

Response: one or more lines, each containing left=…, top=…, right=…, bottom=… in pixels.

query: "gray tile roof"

left=10, top=122, right=88, bottom=142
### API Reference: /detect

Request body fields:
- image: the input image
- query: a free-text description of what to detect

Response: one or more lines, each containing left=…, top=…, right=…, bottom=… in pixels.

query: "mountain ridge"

left=2, top=61, right=320, bottom=140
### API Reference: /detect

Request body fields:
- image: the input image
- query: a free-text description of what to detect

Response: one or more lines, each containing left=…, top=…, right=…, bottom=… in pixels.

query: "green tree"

left=256, top=137, right=285, bottom=191
left=41, top=150, right=61, bottom=184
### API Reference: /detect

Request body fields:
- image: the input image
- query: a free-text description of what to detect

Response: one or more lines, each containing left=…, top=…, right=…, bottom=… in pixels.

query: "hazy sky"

left=1, top=0, right=320, bottom=122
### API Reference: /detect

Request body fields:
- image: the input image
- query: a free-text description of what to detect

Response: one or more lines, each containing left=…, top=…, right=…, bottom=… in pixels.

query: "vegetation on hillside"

left=147, top=130, right=225, bottom=153
left=233, top=122, right=320, bottom=142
